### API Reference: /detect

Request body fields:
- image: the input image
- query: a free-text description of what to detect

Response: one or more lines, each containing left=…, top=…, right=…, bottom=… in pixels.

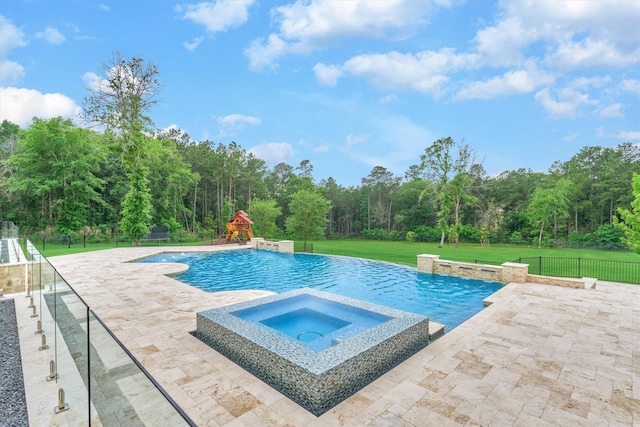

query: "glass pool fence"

left=21, top=239, right=195, bottom=426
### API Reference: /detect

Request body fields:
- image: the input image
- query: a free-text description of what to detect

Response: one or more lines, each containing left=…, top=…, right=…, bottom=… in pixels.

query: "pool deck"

left=16, top=246, right=640, bottom=426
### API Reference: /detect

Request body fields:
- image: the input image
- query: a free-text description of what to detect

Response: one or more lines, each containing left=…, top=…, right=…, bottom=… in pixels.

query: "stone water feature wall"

left=251, top=238, right=294, bottom=254
left=417, top=254, right=596, bottom=288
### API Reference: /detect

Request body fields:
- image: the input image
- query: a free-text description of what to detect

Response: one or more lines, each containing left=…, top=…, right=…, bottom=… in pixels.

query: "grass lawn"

left=306, top=240, right=640, bottom=267
left=27, top=239, right=212, bottom=257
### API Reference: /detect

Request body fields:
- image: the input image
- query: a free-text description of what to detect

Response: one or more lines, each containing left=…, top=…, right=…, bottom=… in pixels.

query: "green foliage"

left=7, top=117, right=106, bottom=232
left=119, top=165, right=152, bottom=245
left=617, top=174, right=640, bottom=254
left=203, top=211, right=217, bottom=232
left=146, top=134, right=199, bottom=230
left=285, top=189, right=331, bottom=251
left=528, top=178, right=572, bottom=247
left=360, top=228, right=404, bottom=241
left=510, top=231, right=525, bottom=245
left=412, top=225, right=441, bottom=242
left=479, top=226, right=490, bottom=247
left=405, top=231, right=416, bottom=242
left=250, top=199, right=282, bottom=238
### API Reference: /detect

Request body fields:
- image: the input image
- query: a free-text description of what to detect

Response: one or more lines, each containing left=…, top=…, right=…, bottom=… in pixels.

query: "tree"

left=449, top=171, right=478, bottom=248
left=285, top=190, right=331, bottom=251
left=146, top=134, right=199, bottom=231
left=361, top=166, right=401, bottom=232
left=250, top=199, right=282, bottom=238
left=7, top=117, right=106, bottom=233
left=0, top=120, right=21, bottom=220
left=119, top=164, right=152, bottom=242
left=617, top=173, right=640, bottom=254
left=420, top=137, right=476, bottom=247
left=83, top=52, right=161, bottom=245
left=528, top=179, right=571, bottom=248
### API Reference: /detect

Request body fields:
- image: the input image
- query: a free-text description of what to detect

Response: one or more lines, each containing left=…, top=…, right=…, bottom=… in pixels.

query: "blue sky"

left=1, top=0, right=639, bottom=186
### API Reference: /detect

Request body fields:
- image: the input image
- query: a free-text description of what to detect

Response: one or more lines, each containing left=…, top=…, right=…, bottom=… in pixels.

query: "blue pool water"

left=139, top=250, right=503, bottom=330
left=233, top=294, right=392, bottom=352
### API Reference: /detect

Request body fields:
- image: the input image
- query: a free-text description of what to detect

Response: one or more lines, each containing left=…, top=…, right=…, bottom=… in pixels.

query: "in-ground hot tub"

left=195, top=288, right=430, bottom=416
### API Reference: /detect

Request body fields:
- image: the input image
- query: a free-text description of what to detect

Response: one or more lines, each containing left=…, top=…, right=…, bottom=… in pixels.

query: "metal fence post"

left=539, top=256, right=542, bottom=275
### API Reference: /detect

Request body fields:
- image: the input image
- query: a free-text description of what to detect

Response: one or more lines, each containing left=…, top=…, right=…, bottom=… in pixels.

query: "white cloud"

left=457, top=63, right=554, bottom=100
left=613, top=130, right=640, bottom=141
left=473, top=16, right=535, bottom=67
left=562, top=132, right=579, bottom=142
left=345, top=133, right=369, bottom=150
left=0, top=61, right=24, bottom=85
left=379, top=94, right=399, bottom=104
left=248, top=142, right=294, bottom=165
left=245, top=0, right=443, bottom=70
left=35, top=27, right=65, bottom=45
left=340, top=49, right=467, bottom=95
left=176, top=0, right=254, bottom=33
left=313, top=63, right=342, bottom=87
left=98, top=4, right=109, bottom=11
left=534, top=87, right=595, bottom=119
left=597, top=103, right=623, bottom=118
left=0, top=87, right=81, bottom=127
left=183, top=36, right=203, bottom=51
left=0, top=15, right=26, bottom=56
left=82, top=71, right=101, bottom=91
left=245, top=34, right=290, bottom=71
left=314, top=144, right=329, bottom=153
left=622, top=79, right=640, bottom=96
left=317, top=0, right=639, bottom=103
left=0, top=14, right=27, bottom=85
left=217, top=114, right=261, bottom=128
left=547, top=38, right=640, bottom=69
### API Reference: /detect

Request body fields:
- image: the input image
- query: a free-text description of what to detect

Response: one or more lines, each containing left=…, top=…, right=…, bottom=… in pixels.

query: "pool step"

left=429, top=322, right=445, bottom=341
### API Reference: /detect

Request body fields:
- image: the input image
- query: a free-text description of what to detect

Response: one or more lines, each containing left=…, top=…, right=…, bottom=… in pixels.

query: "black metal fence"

left=294, top=242, right=314, bottom=253
left=514, top=256, right=640, bottom=285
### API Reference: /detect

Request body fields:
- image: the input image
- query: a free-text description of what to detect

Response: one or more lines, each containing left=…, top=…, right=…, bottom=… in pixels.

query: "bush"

left=595, top=224, right=626, bottom=250
left=510, top=231, right=525, bottom=245
left=361, top=228, right=387, bottom=240
left=458, top=224, right=480, bottom=242
left=413, top=225, right=440, bottom=242
left=361, top=228, right=405, bottom=241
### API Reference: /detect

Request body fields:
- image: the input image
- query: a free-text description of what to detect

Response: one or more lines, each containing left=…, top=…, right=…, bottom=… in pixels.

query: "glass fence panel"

left=17, top=240, right=193, bottom=426
left=88, top=311, right=191, bottom=426
left=31, top=246, right=56, bottom=355
left=51, top=271, right=90, bottom=425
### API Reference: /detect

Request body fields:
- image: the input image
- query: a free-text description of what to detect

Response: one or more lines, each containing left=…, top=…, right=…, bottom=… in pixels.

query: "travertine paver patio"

left=17, top=246, right=640, bottom=426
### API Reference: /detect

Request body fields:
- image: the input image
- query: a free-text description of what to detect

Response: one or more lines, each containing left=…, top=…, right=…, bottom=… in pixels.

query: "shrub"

left=413, top=225, right=440, bottom=242
left=510, top=231, right=525, bottom=245
left=458, top=224, right=480, bottom=242
left=595, top=224, right=626, bottom=250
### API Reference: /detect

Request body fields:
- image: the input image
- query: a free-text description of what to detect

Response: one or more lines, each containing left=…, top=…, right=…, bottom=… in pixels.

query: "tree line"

left=0, top=53, right=638, bottom=250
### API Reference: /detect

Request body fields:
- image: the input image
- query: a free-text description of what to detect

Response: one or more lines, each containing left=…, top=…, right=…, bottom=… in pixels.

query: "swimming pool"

left=195, top=288, right=430, bottom=415
left=139, top=249, right=502, bottom=330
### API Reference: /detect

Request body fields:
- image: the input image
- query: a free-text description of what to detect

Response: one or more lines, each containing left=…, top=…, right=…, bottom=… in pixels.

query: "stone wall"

left=416, top=254, right=594, bottom=288
left=0, top=263, right=28, bottom=294
left=252, top=238, right=294, bottom=254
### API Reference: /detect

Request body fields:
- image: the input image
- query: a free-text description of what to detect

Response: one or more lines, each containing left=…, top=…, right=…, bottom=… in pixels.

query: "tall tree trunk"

left=192, top=181, right=198, bottom=233
left=538, top=221, right=544, bottom=249
left=367, top=193, right=371, bottom=230
left=609, top=196, right=614, bottom=224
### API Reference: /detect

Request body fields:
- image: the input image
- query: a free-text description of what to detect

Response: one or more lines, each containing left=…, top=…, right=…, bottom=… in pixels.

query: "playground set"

left=215, top=210, right=254, bottom=245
